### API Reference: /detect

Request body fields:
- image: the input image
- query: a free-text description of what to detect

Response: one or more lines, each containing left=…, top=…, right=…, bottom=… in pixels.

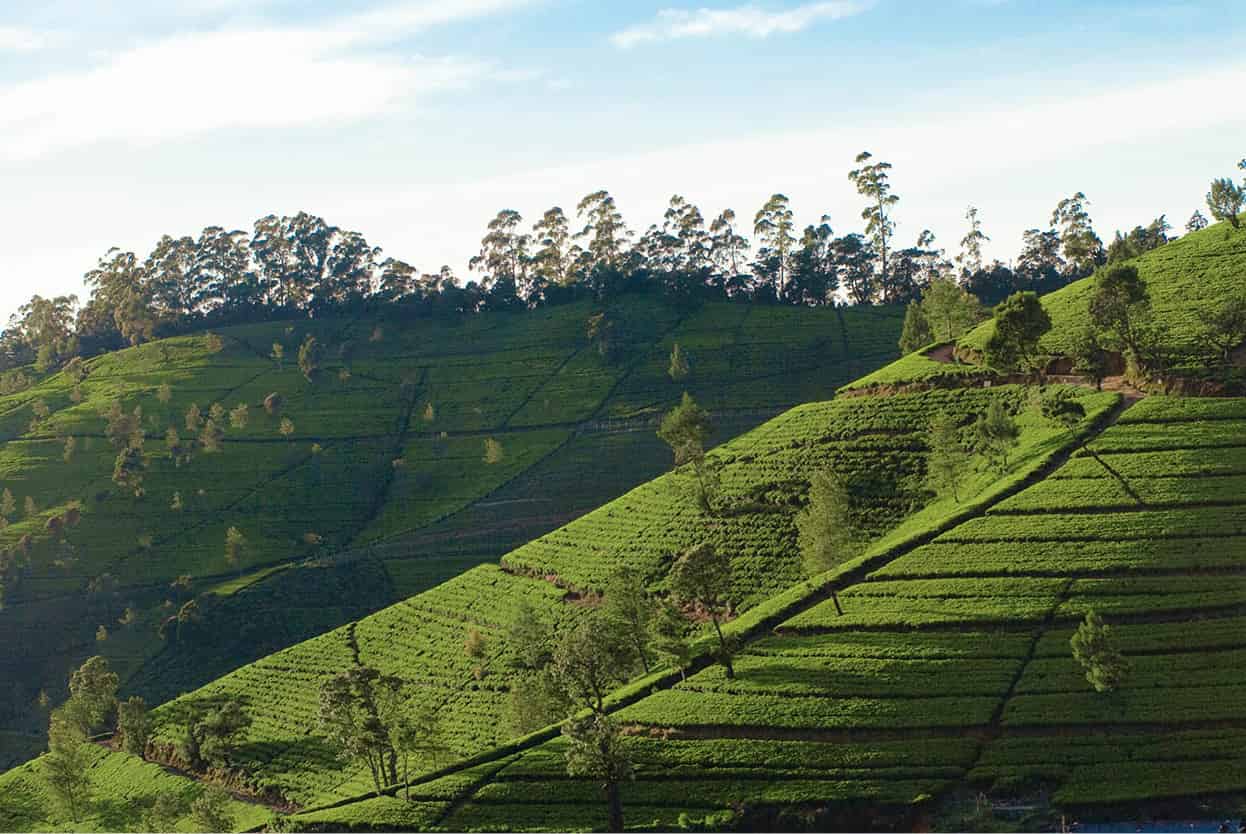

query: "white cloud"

left=610, top=1, right=868, bottom=48
left=0, top=25, right=53, bottom=52
left=0, top=0, right=529, bottom=161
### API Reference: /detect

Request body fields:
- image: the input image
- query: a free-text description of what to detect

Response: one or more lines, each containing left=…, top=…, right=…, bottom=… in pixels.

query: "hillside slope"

left=0, top=298, right=903, bottom=768
left=424, top=392, right=1246, bottom=831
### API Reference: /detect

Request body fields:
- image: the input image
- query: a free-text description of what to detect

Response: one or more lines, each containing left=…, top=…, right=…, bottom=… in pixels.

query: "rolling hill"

left=0, top=297, right=904, bottom=771
left=4, top=222, right=1246, bottom=833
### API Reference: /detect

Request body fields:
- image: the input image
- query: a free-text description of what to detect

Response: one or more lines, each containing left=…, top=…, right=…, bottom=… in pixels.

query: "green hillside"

left=5, top=224, right=1246, bottom=833
left=0, top=298, right=903, bottom=769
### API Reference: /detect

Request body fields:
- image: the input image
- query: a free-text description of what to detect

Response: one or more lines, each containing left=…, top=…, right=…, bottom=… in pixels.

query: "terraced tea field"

left=423, top=395, right=1246, bottom=830
left=0, top=298, right=903, bottom=772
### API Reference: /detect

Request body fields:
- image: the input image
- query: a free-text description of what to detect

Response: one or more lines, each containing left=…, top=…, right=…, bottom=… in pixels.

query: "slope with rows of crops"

left=0, top=297, right=904, bottom=775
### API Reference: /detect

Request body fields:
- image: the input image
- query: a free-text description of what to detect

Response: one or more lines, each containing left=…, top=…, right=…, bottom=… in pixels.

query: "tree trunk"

left=711, top=617, right=733, bottom=679
left=606, top=780, right=624, bottom=833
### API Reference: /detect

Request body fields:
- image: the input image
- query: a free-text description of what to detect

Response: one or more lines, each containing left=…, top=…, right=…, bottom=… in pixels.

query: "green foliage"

left=795, top=469, right=860, bottom=577
left=898, top=300, right=933, bottom=354
left=922, top=277, right=982, bottom=343
left=1206, top=176, right=1244, bottom=228
left=1070, top=609, right=1130, bottom=694
left=562, top=714, right=633, bottom=833
left=983, top=291, right=1051, bottom=374
left=68, top=656, right=119, bottom=735
left=189, top=786, right=235, bottom=833
left=601, top=565, right=658, bottom=675
left=925, top=412, right=970, bottom=502
left=116, top=696, right=151, bottom=757
left=669, top=542, right=735, bottom=678
left=1068, top=323, right=1110, bottom=387
left=43, top=707, right=93, bottom=822
left=1197, top=290, right=1246, bottom=362
left=667, top=342, right=691, bottom=381
left=972, top=399, right=1019, bottom=472
left=552, top=613, right=632, bottom=714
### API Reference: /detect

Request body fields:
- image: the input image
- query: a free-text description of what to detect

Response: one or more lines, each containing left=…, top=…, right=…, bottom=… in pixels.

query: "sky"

left=1, top=0, right=1243, bottom=320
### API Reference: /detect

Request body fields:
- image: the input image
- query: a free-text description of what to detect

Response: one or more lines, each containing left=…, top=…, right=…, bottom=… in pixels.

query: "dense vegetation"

left=2, top=165, right=1245, bottom=833
left=0, top=296, right=903, bottom=776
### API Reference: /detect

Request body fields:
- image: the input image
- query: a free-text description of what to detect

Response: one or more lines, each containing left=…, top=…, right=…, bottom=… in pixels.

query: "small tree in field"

left=658, top=393, right=720, bottom=514
left=669, top=543, right=735, bottom=678
left=184, top=403, right=202, bottom=433
left=298, top=334, right=322, bottom=380
left=925, top=412, right=971, bottom=503
left=984, top=291, right=1051, bottom=377
left=972, top=399, right=1019, bottom=473
left=279, top=417, right=295, bottom=439
left=270, top=342, right=284, bottom=369
left=69, top=655, right=119, bottom=734
left=1069, top=324, right=1110, bottom=389
left=922, top=277, right=982, bottom=342
left=1198, top=292, right=1246, bottom=363
left=563, top=713, right=633, bottom=834
left=602, top=565, right=658, bottom=675
left=465, top=627, right=489, bottom=679
left=551, top=613, right=631, bottom=714
left=224, top=527, right=246, bottom=567
left=43, top=706, right=93, bottom=822
left=667, top=342, right=691, bottom=381
left=228, top=403, right=249, bottom=430
left=190, top=786, right=235, bottom=833
left=117, top=695, right=151, bottom=756
left=1071, top=609, right=1130, bottom=693
left=379, top=693, right=447, bottom=801
left=1089, top=263, right=1150, bottom=370
left=794, top=470, right=859, bottom=614
left=1207, top=177, right=1244, bottom=228
left=898, top=300, right=933, bottom=354
left=319, top=667, right=401, bottom=793
left=483, top=437, right=504, bottom=465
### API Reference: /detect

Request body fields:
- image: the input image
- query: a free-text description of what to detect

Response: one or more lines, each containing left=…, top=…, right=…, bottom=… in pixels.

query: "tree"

left=1207, top=177, right=1244, bottom=229
left=117, top=695, right=151, bottom=756
left=898, top=300, right=933, bottom=354
left=382, top=694, right=448, bottom=801
left=62, top=435, right=76, bottom=464
left=1071, top=609, right=1130, bottom=693
left=1015, top=228, right=1065, bottom=293
left=185, top=402, right=203, bottom=433
left=668, top=542, right=735, bottom=678
left=1106, top=217, right=1170, bottom=263
left=178, top=697, right=252, bottom=770
left=956, top=206, right=990, bottom=278
left=508, top=668, right=571, bottom=736
left=0, top=488, right=14, bottom=520
left=228, top=403, right=249, bottom=430
left=922, top=277, right=982, bottom=342
left=297, top=334, right=321, bottom=381
left=531, top=207, right=576, bottom=291
left=563, top=713, right=633, bottom=834
left=794, top=469, right=858, bottom=614
left=270, top=342, right=284, bottom=369
left=465, top=627, right=489, bottom=679
left=708, top=209, right=751, bottom=293
left=551, top=613, right=631, bottom=713
left=69, top=655, right=119, bottom=734
left=140, top=793, right=185, bottom=832
left=983, top=291, right=1052, bottom=377
left=470, top=209, right=531, bottom=304
left=601, top=565, right=658, bottom=675
left=752, top=194, right=797, bottom=298
left=1088, top=264, right=1150, bottom=370
left=190, top=786, right=235, bottom=833
left=1051, top=192, right=1104, bottom=277
left=649, top=599, right=693, bottom=679
left=1186, top=210, right=1209, bottom=233
left=667, top=342, right=691, bottom=382
left=973, top=399, right=1020, bottom=473
left=926, top=412, right=971, bottom=503
left=43, top=706, right=93, bottom=822
left=1198, top=292, right=1246, bottom=363
left=318, top=667, right=401, bottom=792
left=224, top=526, right=246, bottom=567
left=657, top=393, right=719, bottom=514
left=575, top=190, right=630, bottom=274
left=1069, top=324, right=1110, bottom=389
left=483, top=437, right=504, bottom=465
left=848, top=151, right=900, bottom=289
left=508, top=599, right=554, bottom=671
left=1040, top=388, right=1143, bottom=505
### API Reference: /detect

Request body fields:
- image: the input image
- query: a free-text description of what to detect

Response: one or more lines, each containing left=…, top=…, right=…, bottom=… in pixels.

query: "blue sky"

left=1, top=0, right=1243, bottom=319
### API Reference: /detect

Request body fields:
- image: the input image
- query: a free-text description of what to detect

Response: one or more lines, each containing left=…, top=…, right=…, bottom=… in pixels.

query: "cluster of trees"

left=38, top=654, right=259, bottom=829
left=5, top=149, right=1165, bottom=377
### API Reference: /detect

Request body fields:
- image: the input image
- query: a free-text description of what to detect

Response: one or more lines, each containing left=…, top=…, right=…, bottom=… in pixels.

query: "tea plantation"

left=0, top=297, right=903, bottom=770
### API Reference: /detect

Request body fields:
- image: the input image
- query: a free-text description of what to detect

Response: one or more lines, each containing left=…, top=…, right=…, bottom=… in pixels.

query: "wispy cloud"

left=0, top=0, right=530, bottom=161
left=610, top=1, right=869, bottom=49
left=0, top=25, right=54, bottom=52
